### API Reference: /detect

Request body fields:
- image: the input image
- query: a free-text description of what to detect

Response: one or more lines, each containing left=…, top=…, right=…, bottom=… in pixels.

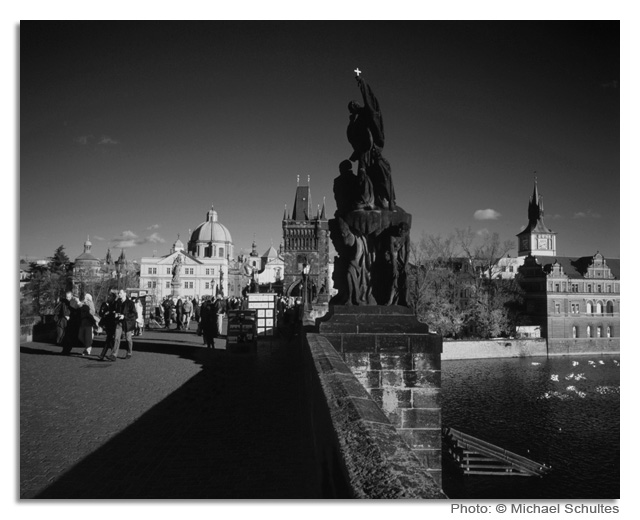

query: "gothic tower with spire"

left=281, top=179, right=329, bottom=298
left=516, top=179, right=557, bottom=257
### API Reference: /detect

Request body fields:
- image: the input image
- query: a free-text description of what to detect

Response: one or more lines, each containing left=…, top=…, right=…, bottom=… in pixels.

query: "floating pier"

left=442, top=427, right=551, bottom=477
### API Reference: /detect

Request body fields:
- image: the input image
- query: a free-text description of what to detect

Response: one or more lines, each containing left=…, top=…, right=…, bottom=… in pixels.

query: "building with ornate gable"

left=507, top=180, right=620, bottom=354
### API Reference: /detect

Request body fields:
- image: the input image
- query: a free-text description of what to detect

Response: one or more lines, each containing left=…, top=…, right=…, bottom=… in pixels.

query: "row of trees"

left=20, top=246, right=139, bottom=320
left=407, top=229, right=526, bottom=339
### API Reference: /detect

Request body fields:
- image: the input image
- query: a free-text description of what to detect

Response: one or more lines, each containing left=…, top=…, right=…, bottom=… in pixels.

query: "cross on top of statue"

left=354, top=67, right=362, bottom=77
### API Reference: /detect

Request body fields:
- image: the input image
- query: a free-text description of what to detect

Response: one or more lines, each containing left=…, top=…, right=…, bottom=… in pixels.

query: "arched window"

left=587, top=325, right=591, bottom=338
left=586, top=301, right=593, bottom=314
left=607, top=326, right=612, bottom=338
left=596, top=302, right=603, bottom=314
left=606, top=301, right=614, bottom=315
left=572, top=326, right=577, bottom=338
left=597, top=326, right=602, bottom=338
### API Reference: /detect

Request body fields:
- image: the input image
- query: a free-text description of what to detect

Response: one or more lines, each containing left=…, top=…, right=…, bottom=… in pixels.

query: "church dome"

left=75, top=236, right=100, bottom=266
left=190, top=208, right=233, bottom=244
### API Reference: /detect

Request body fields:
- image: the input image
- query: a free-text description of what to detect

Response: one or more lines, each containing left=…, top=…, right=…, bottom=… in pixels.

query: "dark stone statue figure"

left=347, top=76, right=396, bottom=210
left=334, top=160, right=374, bottom=215
left=329, top=217, right=375, bottom=306
left=329, top=71, right=411, bottom=307
left=373, top=222, right=410, bottom=306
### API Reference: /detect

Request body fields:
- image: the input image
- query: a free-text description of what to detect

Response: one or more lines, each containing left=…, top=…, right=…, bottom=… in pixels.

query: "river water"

left=441, top=354, right=620, bottom=499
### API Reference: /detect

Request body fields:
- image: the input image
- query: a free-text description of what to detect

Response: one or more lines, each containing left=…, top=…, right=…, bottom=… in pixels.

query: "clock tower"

left=516, top=179, right=557, bottom=257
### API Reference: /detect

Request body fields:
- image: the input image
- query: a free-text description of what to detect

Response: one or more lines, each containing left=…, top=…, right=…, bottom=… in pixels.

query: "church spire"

left=528, top=178, right=542, bottom=224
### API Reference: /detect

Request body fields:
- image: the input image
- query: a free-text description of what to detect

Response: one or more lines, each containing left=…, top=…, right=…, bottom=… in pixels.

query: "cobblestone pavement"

left=20, top=326, right=321, bottom=499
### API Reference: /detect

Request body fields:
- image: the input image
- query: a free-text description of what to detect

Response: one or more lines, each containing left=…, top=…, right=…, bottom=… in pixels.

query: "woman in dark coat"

left=200, top=297, right=216, bottom=348
left=175, top=298, right=184, bottom=331
left=98, top=292, right=117, bottom=360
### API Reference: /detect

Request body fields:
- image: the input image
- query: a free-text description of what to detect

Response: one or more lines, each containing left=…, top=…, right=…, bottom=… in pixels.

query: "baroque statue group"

left=330, top=70, right=411, bottom=307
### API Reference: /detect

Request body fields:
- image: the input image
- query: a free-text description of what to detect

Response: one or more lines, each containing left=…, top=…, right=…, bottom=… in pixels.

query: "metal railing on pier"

left=442, top=427, right=551, bottom=477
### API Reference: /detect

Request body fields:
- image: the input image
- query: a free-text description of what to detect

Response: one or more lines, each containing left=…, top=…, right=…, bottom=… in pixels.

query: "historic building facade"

left=513, top=181, right=620, bottom=354
left=281, top=182, right=330, bottom=299
left=139, top=207, right=234, bottom=302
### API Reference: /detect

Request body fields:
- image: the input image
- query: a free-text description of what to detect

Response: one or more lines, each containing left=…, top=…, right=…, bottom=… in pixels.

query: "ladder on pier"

left=442, top=427, right=551, bottom=477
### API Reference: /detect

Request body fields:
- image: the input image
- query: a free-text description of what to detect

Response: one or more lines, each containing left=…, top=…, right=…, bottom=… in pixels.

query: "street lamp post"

left=302, top=262, right=311, bottom=313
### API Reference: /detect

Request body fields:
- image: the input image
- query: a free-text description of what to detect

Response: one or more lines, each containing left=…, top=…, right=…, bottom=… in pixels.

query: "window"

left=509, top=265, right=514, bottom=273
left=147, top=281, right=152, bottom=288
left=554, top=302, right=561, bottom=314
left=571, top=303, right=580, bottom=314
left=571, top=284, right=578, bottom=293
left=596, top=302, right=603, bottom=314
left=219, top=247, right=224, bottom=257
left=205, top=268, right=210, bottom=275
left=606, top=301, right=614, bottom=315
left=597, top=284, right=602, bottom=292
left=205, top=282, right=210, bottom=290
left=184, top=281, right=193, bottom=289
left=587, top=325, right=591, bottom=338
left=148, top=267, right=157, bottom=275
left=597, top=326, right=602, bottom=338
left=586, top=302, right=593, bottom=314
left=165, top=281, right=170, bottom=288
left=572, top=326, right=577, bottom=338
left=607, top=285, right=612, bottom=293
left=587, top=284, right=592, bottom=293
left=607, top=326, right=612, bottom=338
left=185, top=267, right=194, bottom=275
left=555, top=284, right=560, bottom=292
left=167, top=268, right=171, bottom=275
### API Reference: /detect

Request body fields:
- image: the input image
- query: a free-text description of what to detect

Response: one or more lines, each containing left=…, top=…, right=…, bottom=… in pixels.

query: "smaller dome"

left=75, top=235, right=100, bottom=265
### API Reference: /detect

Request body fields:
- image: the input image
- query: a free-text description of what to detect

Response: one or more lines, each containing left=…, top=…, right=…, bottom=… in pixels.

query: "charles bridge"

left=20, top=319, right=444, bottom=499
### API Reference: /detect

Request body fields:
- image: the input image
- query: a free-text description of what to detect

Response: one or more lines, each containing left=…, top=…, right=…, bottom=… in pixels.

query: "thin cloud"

left=474, top=209, right=501, bottom=220
left=147, top=232, right=165, bottom=244
left=98, top=135, right=119, bottom=145
left=572, top=210, right=602, bottom=219
left=111, top=230, right=139, bottom=249
left=476, top=228, right=490, bottom=237
left=93, top=235, right=105, bottom=241
left=110, top=230, right=165, bottom=248
left=146, top=224, right=160, bottom=230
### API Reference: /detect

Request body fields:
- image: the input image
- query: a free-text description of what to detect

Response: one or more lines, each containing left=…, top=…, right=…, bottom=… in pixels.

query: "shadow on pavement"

left=32, top=338, right=321, bottom=499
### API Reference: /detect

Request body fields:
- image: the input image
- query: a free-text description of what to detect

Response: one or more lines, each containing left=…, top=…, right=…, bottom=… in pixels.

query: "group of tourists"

left=54, top=289, right=144, bottom=361
left=52, top=289, right=306, bottom=360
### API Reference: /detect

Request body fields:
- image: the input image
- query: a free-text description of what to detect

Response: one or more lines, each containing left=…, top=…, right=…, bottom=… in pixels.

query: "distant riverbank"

left=442, top=338, right=620, bottom=360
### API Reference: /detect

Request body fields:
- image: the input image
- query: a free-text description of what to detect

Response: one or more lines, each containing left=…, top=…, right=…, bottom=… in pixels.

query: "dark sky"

left=20, top=20, right=620, bottom=262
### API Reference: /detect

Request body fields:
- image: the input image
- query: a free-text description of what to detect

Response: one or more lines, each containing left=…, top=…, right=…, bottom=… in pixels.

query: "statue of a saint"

left=329, top=217, right=376, bottom=306
left=333, top=160, right=374, bottom=215
left=347, top=76, right=396, bottom=210
left=172, top=255, right=182, bottom=283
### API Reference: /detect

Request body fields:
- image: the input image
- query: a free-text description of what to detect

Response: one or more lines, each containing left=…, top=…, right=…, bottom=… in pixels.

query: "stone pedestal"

left=318, top=305, right=443, bottom=485
left=171, top=281, right=181, bottom=297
